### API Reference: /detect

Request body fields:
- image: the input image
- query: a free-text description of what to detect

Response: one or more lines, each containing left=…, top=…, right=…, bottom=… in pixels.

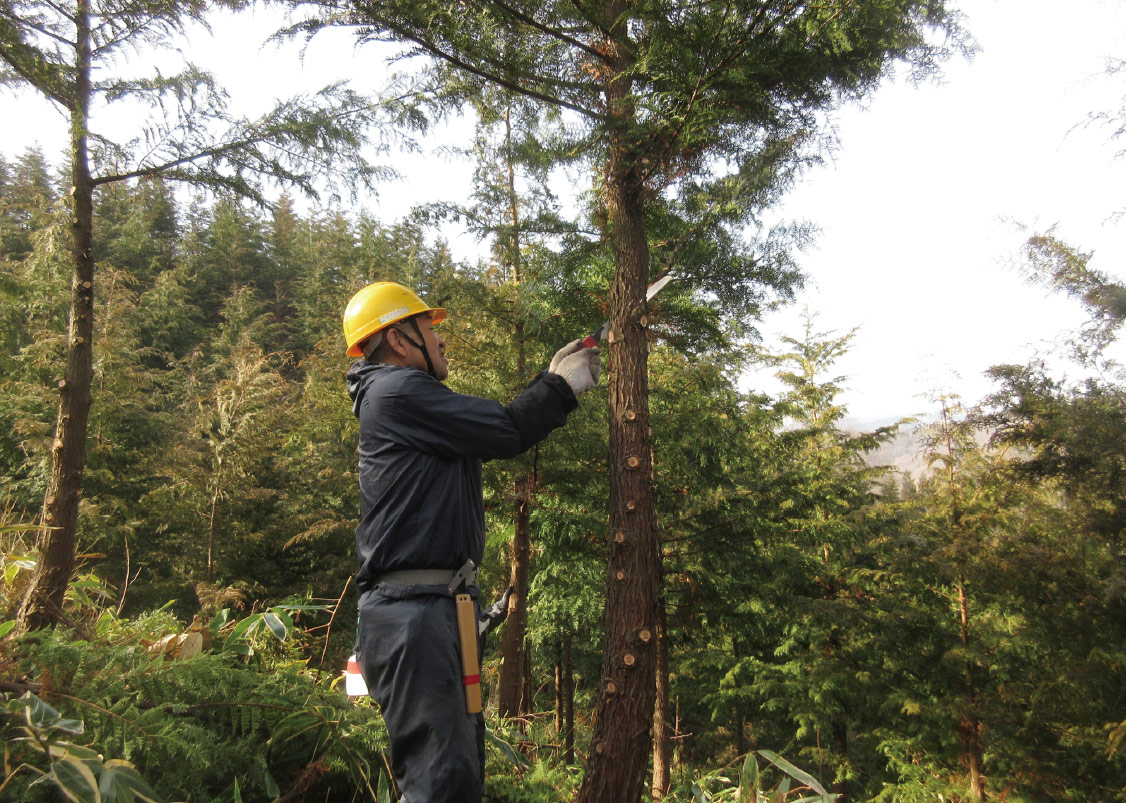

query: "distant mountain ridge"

left=851, top=417, right=993, bottom=480
left=859, top=424, right=930, bottom=479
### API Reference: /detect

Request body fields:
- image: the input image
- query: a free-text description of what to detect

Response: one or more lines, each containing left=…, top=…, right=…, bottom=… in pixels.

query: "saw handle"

left=579, top=322, right=607, bottom=350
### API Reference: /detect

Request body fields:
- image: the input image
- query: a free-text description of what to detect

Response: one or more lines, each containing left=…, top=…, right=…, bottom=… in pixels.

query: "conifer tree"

left=0, top=0, right=398, bottom=630
left=299, top=2, right=961, bottom=795
left=420, top=84, right=583, bottom=721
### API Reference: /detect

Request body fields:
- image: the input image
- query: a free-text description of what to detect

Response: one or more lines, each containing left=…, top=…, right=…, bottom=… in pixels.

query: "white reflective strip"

left=378, top=307, right=410, bottom=325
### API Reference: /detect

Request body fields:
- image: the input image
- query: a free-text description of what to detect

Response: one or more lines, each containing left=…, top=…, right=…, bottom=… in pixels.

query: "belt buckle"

left=447, top=559, right=478, bottom=595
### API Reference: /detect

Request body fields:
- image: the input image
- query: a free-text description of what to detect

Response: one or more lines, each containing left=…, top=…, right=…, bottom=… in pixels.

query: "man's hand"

left=549, top=339, right=601, bottom=397
left=548, top=340, right=582, bottom=374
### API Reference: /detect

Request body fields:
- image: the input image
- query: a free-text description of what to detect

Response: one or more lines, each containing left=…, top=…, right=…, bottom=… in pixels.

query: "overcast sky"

left=2, top=0, right=1125, bottom=422
left=756, top=0, right=1126, bottom=423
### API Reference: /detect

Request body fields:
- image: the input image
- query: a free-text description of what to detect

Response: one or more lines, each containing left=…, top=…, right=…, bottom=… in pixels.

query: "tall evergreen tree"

left=302, top=3, right=962, bottom=794
left=0, top=0, right=397, bottom=630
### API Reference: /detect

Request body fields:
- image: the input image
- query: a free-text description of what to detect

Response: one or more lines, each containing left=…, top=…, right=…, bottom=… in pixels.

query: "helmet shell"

left=342, top=282, right=447, bottom=357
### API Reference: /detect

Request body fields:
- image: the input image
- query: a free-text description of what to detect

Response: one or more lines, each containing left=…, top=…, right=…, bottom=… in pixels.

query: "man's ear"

left=384, top=326, right=411, bottom=359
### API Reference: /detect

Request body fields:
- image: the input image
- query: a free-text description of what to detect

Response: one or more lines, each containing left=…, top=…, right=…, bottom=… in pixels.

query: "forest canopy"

left=1, top=1, right=1125, bottom=801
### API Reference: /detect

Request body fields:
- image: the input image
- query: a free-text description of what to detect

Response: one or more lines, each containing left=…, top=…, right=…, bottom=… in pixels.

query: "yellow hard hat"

left=342, top=282, right=447, bottom=357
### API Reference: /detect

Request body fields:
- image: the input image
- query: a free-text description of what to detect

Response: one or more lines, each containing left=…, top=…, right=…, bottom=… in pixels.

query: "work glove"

left=478, top=585, right=514, bottom=638
left=548, top=339, right=601, bottom=397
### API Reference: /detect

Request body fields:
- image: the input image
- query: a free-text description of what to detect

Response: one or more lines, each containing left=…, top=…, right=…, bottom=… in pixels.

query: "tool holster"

left=448, top=560, right=482, bottom=714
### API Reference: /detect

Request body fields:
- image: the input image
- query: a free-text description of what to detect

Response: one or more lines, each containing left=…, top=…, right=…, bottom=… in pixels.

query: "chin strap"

left=396, top=316, right=437, bottom=377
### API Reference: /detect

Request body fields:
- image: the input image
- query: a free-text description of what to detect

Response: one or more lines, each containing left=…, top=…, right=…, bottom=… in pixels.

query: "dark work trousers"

left=357, top=583, right=485, bottom=803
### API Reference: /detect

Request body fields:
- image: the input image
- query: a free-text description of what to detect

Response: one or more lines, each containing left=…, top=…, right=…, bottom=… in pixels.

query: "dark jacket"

left=346, top=361, right=578, bottom=592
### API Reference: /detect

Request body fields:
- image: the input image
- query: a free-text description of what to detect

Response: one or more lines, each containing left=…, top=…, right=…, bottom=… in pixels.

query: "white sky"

left=2, top=0, right=1125, bottom=422
left=757, top=0, right=1126, bottom=422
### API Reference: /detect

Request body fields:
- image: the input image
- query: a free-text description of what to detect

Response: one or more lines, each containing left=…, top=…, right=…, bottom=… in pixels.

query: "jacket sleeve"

left=383, top=370, right=577, bottom=460
left=503, top=372, right=577, bottom=451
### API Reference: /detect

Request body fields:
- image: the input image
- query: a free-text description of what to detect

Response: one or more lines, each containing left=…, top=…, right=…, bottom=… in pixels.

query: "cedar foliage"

left=0, top=154, right=1124, bottom=801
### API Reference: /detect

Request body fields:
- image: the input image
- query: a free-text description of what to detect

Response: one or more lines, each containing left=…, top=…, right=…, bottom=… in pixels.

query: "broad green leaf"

left=19, top=692, right=84, bottom=735
left=377, top=770, right=392, bottom=803
left=51, top=755, right=101, bottom=803
left=70, top=578, right=113, bottom=596
left=99, top=759, right=163, bottom=803
left=225, top=615, right=262, bottom=646
left=49, top=742, right=101, bottom=763
left=273, top=604, right=329, bottom=613
left=209, top=608, right=231, bottom=636
left=261, top=765, right=280, bottom=799
left=0, top=620, right=15, bottom=638
left=738, top=752, right=759, bottom=803
left=269, top=711, right=321, bottom=744
left=484, top=729, right=529, bottom=769
left=759, top=750, right=832, bottom=799
left=261, top=610, right=289, bottom=641
left=3, top=552, right=38, bottom=568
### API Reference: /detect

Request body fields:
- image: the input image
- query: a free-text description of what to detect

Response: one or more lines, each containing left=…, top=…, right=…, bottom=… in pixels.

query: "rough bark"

left=499, top=474, right=533, bottom=719
left=959, top=577, right=987, bottom=800
left=18, top=0, right=94, bottom=632
left=563, top=633, right=575, bottom=764
left=555, top=643, right=564, bottom=733
left=577, top=7, right=660, bottom=796
left=652, top=597, right=672, bottom=800
left=498, top=107, right=535, bottom=720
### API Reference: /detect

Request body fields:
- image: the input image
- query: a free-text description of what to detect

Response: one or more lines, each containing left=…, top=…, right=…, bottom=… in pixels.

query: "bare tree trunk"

left=577, top=9, right=660, bottom=797
left=18, top=0, right=94, bottom=632
left=939, top=400, right=986, bottom=800
left=207, top=489, right=220, bottom=583
left=652, top=597, right=672, bottom=800
left=732, top=635, right=745, bottom=759
left=497, top=101, right=537, bottom=722
left=563, top=633, right=575, bottom=764
left=958, top=577, right=987, bottom=800
left=522, top=636, right=533, bottom=713
left=831, top=721, right=849, bottom=802
left=555, top=642, right=564, bottom=734
left=500, top=473, right=533, bottom=719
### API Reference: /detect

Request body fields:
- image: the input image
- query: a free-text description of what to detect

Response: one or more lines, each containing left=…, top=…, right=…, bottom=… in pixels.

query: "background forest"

left=2, top=1, right=1125, bottom=802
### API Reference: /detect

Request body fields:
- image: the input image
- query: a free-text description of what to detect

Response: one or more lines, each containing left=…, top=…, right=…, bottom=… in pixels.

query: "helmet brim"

left=346, top=307, right=448, bottom=357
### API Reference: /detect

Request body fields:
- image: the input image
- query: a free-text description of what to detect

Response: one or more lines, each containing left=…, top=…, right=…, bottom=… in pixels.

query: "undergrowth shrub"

left=483, top=760, right=581, bottom=802
left=1, top=614, right=389, bottom=801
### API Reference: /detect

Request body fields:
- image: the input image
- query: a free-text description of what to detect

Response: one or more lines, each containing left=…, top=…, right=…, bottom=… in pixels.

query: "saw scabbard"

left=455, top=593, right=482, bottom=714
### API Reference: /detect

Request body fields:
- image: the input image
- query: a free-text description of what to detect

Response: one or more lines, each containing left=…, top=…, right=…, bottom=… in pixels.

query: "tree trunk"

left=563, top=633, right=575, bottom=764
left=958, top=577, right=987, bottom=800
left=207, top=488, right=220, bottom=583
left=652, top=597, right=672, bottom=800
left=831, top=721, right=849, bottom=803
left=522, top=635, right=533, bottom=715
left=577, top=9, right=660, bottom=797
left=732, top=635, right=745, bottom=758
left=555, top=642, right=564, bottom=733
left=500, top=474, right=533, bottom=719
left=497, top=101, right=536, bottom=721
left=18, top=0, right=94, bottom=632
